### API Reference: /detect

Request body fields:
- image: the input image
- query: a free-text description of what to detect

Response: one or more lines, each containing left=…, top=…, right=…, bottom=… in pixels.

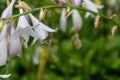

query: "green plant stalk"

left=1, top=5, right=120, bottom=27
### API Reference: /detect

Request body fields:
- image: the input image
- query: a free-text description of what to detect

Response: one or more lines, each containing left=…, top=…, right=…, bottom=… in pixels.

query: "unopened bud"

left=15, top=1, right=31, bottom=10
left=111, top=25, right=117, bottom=37
left=6, top=0, right=10, bottom=6
left=94, top=15, right=100, bottom=28
left=72, top=33, right=82, bottom=49
left=39, top=9, right=47, bottom=21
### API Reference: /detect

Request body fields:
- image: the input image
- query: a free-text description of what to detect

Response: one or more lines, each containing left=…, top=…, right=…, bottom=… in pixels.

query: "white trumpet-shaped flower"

left=72, top=9, right=82, bottom=30
left=15, top=9, right=38, bottom=47
left=28, top=13, right=56, bottom=42
left=83, top=0, right=103, bottom=17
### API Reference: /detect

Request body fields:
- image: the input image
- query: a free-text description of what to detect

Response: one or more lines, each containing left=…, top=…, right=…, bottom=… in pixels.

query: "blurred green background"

left=0, top=0, right=120, bottom=80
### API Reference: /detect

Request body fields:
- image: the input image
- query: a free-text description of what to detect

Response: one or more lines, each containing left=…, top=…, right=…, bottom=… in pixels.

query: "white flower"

left=0, top=74, right=11, bottom=79
left=15, top=9, right=38, bottom=47
left=60, top=8, right=67, bottom=32
left=28, top=13, right=56, bottom=43
left=71, top=0, right=81, bottom=6
left=72, top=9, right=82, bottom=30
left=83, top=0, right=103, bottom=17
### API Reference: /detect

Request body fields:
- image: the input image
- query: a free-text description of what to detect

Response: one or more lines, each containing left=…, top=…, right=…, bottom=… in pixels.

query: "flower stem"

left=1, top=5, right=120, bottom=27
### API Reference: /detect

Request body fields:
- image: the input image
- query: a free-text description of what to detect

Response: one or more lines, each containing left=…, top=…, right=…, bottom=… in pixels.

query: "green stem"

left=1, top=5, right=120, bottom=27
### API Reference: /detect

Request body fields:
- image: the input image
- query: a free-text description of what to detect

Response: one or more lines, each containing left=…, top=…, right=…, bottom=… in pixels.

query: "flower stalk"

left=0, top=5, right=120, bottom=27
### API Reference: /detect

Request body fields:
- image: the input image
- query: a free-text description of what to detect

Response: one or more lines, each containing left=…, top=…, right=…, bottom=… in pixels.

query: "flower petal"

left=72, top=9, right=82, bottom=30
left=0, top=74, right=11, bottom=78
left=1, top=0, right=16, bottom=18
left=7, top=27, right=22, bottom=61
left=71, top=0, right=81, bottom=6
left=60, top=8, right=67, bottom=32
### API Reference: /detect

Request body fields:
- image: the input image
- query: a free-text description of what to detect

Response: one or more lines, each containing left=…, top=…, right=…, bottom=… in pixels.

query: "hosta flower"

left=51, top=0, right=67, bottom=4
left=28, top=13, right=56, bottom=42
left=71, top=0, right=81, bottom=6
left=15, top=9, right=38, bottom=47
left=0, top=0, right=19, bottom=66
left=83, top=0, right=103, bottom=17
left=72, top=9, right=82, bottom=30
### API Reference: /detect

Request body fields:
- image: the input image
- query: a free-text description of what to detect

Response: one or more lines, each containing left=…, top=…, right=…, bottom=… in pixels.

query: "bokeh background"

left=0, top=0, right=120, bottom=80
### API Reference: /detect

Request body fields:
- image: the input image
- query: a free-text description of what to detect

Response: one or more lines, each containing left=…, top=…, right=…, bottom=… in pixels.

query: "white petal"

left=0, top=24, right=10, bottom=66
left=72, top=9, right=82, bottom=30
left=60, top=8, right=67, bottom=32
left=7, top=27, right=22, bottom=61
left=83, top=0, right=98, bottom=13
left=39, top=22, right=56, bottom=32
left=1, top=0, right=16, bottom=18
left=0, top=74, right=11, bottom=78
left=29, top=13, right=56, bottom=32
left=0, top=39, right=8, bottom=66
left=29, top=13, right=39, bottom=26
left=72, top=0, right=81, bottom=6
left=17, top=16, right=30, bottom=29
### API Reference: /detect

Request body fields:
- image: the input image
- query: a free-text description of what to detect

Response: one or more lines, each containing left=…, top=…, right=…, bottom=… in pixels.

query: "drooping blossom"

left=15, top=9, right=38, bottom=47
left=0, top=0, right=17, bottom=66
left=83, top=0, right=103, bottom=17
left=28, top=13, right=56, bottom=43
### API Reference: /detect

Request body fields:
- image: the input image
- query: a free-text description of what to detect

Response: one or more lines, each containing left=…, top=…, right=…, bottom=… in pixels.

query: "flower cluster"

left=52, top=0, right=103, bottom=32
left=0, top=0, right=56, bottom=66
